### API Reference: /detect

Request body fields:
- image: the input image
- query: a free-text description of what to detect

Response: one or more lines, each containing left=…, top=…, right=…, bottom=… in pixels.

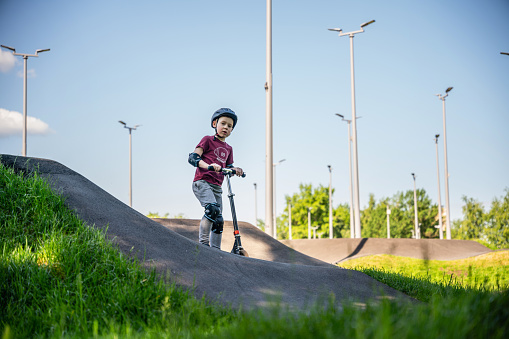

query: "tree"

left=361, top=194, right=388, bottom=238
left=454, top=189, right=509, bottom=249
left=361, top=190, right=439, bottom=239
left=452, top=196, right=486, bottom=240
left=485, top=189, right=509, bottom=248
left=277, top=184, right=349, bottom=240
left=333, top=203, right=351, bottom=238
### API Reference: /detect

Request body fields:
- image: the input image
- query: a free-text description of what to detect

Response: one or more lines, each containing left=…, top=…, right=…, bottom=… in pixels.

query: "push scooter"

left=208, top=166, right=249, bottom=257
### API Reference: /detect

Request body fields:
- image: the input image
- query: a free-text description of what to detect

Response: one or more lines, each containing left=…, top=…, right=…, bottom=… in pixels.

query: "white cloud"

left=0, top=108, right=52, bottom=137
left=0, top=49, right=16, bottom=72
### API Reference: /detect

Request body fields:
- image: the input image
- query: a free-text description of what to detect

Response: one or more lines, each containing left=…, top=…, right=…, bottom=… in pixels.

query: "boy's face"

left=213, top=116, right=234, bottom=139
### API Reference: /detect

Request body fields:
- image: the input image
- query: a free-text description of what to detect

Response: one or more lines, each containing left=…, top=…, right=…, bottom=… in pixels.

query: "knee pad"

left=211, top=215, right=224, bottom=234
left=204, top=203, right=221, bottom=222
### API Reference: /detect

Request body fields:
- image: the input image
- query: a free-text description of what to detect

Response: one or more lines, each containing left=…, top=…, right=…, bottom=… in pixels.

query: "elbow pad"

left=188, top=153, right=201, bottom=167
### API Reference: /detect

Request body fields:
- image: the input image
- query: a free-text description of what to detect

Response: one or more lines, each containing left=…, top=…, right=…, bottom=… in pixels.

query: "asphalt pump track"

left=2, top=154, right=491, bottom=311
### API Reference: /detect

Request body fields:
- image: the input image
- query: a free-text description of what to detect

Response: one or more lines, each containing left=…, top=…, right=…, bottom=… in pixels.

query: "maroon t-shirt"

left=193, top=135, right=234, bottom=186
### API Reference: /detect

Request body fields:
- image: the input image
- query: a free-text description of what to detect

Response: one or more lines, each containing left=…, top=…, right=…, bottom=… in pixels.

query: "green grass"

left=337, top=252, right=509, bottom=301
left=1, top=160, right=508, bottom=338
left=0, top=162, right=235, bottom=338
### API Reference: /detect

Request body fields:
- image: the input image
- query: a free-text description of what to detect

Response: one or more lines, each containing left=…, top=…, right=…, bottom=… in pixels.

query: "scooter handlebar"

left=207, top=166, right=246, bottom=178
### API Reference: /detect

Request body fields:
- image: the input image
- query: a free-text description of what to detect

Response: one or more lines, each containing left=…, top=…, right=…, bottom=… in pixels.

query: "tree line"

left=266, top=184, right=508, bottom=249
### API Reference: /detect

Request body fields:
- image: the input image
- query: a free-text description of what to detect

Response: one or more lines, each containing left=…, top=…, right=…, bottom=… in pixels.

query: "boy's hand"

left=233, top=167, right=244, bottom=177
left=210, top=163, right=222, bottom=172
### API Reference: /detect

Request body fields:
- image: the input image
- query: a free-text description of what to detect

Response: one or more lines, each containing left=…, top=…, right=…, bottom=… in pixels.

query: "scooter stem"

left=225, top=174, right=244, bottom=251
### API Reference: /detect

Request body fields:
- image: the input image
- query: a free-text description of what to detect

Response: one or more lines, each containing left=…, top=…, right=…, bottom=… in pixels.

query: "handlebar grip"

left=230, top=169, right=247, bottom=178
left=207, top=166, right=246, bottom=178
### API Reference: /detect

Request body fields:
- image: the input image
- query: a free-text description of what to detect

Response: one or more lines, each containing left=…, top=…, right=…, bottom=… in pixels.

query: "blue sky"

left=1, top=0, right=508, bottom=231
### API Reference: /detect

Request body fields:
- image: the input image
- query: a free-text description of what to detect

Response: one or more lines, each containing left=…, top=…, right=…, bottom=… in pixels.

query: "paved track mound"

left=153, top=218, right=329, bottom=266
left=281, top=238, right=492, bottom=264
left=154, top=219, right=492, bottom=265
left=1, top=154, right=414, bottom=311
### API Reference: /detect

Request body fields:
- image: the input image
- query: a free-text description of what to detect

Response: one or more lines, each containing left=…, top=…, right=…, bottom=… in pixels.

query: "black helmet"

left=211, top=108, right=237, bottom=129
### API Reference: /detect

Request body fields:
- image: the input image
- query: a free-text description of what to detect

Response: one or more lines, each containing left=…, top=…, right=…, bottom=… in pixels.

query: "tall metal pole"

left=442, top=97, right=451, bottom=240
left=437, top=87, right=453, bottom=240
left=348, top=34, right=362, bottom=238
left=329, top=20, right=374, bottom=238
left=346, top=121, right=355, bottom=238
left=265, top=0, right=274, bottom=238
left=129, top=129, right=133, bottom=207
left=412, top=173, right=419, bottom=239
left=328, top=165, right=333, bottom=238
left=435, top=134, right=444, bottom=240
left=1, top=45, right=50, bottom=156
left=119, top=121, right=140, bottom=208
left=22, top=56, right=28, bottom=156
left=336, top=114, right=356, bottom=238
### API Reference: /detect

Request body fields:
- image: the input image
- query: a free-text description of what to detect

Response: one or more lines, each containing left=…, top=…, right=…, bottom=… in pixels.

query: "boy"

left=188, top=108, right=244, bottom=249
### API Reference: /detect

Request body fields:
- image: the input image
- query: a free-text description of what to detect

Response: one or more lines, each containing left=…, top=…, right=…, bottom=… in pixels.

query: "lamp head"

left=118, top=120, right=126, bottom=126
left=1, top=45, right=16, bottom=52
left=36, top=48, right=50, bottom=54
left=328, top=28, right=342, bottom=33
left=361, top=20, right=375, bottom=28
left=335, top=113, right=344, bottom=118
left=435, top=134, right=440, bottom=138
left=445, top=87, right=453, bottom=93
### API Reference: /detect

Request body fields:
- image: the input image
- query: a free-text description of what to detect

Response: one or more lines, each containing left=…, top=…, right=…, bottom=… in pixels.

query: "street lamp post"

left=411, top=173, right=420, bottom=239
left=1, top=45, right=50, bottom=156
left=336, top=114, right=357, bottom=238
left=265, top=0, right=274, bottom=238
left=328, top=165, right=333, bottom=238
left=118, top=121, right=140, bottom=208
left=436, top=87, right=453, bottom=240
left=329, top=20, right=375, bottom=239
left=273, top=159, right=286, bottom=239
left=435, top=134, right=444, bottom=240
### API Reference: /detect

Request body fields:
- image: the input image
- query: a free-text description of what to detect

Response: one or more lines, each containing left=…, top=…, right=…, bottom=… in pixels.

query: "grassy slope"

left=1, top=161, right=508, bottom=338
left=0, top=162, right=234, bottom=338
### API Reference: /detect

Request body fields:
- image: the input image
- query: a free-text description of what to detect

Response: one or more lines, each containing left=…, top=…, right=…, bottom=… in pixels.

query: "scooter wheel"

left=239, top=248, right=249, bottom=257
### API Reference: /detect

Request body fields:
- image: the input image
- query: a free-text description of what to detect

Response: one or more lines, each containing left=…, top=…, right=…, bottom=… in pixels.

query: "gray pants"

left=192, top=180, right=223, bottom=249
